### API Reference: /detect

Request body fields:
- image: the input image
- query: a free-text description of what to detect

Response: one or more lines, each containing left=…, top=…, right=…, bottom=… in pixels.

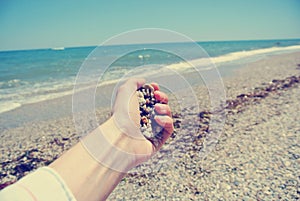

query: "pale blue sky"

left=0, top=0, right=300, bottom=50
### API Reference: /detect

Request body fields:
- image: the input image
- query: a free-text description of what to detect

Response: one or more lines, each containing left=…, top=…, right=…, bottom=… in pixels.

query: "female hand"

left=111, top=78, right=174, bottom=167
left=80, top=78, right=174, bottom=172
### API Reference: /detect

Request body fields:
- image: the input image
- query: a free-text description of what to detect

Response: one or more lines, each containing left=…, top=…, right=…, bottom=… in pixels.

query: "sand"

left=1, top=52, right=300, bottom=200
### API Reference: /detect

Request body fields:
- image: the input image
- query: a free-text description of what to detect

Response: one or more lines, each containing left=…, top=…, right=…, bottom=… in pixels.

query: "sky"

left=0, top=0, right=300, bottom=51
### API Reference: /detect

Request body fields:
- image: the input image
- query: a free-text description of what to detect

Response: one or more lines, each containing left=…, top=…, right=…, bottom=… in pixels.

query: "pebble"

left=137, top=84, right=161, bottom=140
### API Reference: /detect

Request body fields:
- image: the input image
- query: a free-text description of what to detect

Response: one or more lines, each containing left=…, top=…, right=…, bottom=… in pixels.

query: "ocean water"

left=0, top=39, right=300, bottom=114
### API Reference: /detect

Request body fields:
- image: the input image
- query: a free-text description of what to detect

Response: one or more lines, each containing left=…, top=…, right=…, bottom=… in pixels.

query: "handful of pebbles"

left=137, top=84, right=163, bottom=140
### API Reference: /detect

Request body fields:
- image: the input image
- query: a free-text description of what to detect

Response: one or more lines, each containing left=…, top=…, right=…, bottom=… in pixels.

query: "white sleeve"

left=0, top=167, right=77, bottom=201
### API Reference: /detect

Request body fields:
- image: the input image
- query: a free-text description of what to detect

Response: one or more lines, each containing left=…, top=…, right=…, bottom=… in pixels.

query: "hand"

left=111, top=78, right=174, bottom=166
left=80, top=78, right=174, bottom=172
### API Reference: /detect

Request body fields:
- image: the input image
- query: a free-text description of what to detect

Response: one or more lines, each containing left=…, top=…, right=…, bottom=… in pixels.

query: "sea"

left=1, top=39, right=300, bottom=116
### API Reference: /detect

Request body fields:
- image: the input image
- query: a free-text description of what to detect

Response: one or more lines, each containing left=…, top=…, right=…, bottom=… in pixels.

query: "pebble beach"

left=1, top=51, right=300, bottom=200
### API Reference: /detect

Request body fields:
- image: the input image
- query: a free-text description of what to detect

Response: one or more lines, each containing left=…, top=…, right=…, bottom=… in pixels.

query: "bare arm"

left=50, top=78, right=174, bottom=201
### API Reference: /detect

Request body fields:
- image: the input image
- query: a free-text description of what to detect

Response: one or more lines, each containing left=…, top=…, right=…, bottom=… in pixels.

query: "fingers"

left=153, top=115, right=174, bottom=148
left=150, top=83, right=160, bottom=91
left=154, top=104, right=171, bottom=117
left=154, top=91, right=168, bottom=104
left=154, top=115, right=174, bottom=133
left=150, top=83, right=168, bottom=103
left=141, top=82, right=168, bottom=103
left=152, top=88, right=173, bottom=149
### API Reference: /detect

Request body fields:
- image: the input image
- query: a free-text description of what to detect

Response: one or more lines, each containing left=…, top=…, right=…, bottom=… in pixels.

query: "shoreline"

left=1, top=50, right=300, bottom=129
left=1, top=51, right=300, bottom=199
left=1, top=50, right=299, bottom=127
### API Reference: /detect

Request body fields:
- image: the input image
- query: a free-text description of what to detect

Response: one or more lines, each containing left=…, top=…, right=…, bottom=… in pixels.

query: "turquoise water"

left=0, top=39, right=300, bottom=114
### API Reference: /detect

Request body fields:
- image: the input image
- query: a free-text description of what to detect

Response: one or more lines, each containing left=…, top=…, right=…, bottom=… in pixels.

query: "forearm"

left=50, top=119, right=129, bottom=201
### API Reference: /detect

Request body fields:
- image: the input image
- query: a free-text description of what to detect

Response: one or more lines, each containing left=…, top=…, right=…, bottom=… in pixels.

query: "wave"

left=0, top=79, right=29, bottom=89
left=0, top=77, right=125, bottom=114
left=0, top=102, right=22, bottom=114
left=167, top=45, right=300, bottom=71
left=211, top=45, right=300, bottom=64
left=0, top=79, right=75, bottom=114
left=51, top=47, right=65, bottom=51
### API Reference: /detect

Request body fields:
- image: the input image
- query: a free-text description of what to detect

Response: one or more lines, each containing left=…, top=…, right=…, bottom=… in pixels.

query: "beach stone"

left=137, top=84, right=164, bottom=143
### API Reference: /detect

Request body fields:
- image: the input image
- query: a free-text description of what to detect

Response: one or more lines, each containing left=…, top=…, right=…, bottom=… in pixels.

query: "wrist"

left=80, top=117, right=152, bottom=173
left=50, top=141, right=127, bottom=201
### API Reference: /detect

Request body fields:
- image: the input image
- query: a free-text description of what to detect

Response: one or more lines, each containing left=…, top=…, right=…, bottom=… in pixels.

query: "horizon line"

left=1, top=37, right=300, bottom=53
